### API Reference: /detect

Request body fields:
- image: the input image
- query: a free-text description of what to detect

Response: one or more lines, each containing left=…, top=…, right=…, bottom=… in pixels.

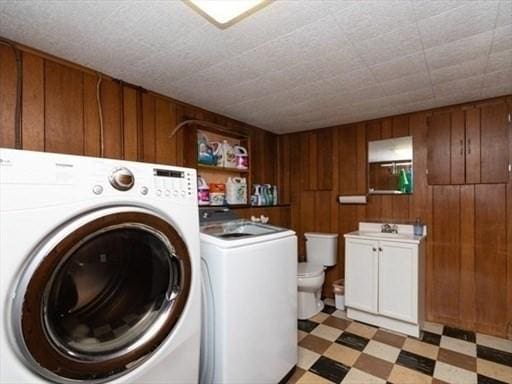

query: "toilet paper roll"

left=338, top=195, right=367, bottom=204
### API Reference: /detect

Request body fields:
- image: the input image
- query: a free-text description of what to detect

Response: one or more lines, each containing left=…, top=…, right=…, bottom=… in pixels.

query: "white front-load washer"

left=0, top=148, right=201, bottom=384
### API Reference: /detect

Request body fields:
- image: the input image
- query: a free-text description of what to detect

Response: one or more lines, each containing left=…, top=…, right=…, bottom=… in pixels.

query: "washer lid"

left=298, top=262, right=324, bottom=277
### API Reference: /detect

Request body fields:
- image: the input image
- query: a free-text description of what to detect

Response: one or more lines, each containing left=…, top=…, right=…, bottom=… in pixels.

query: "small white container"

left=333, top=279, right=345, bottom=310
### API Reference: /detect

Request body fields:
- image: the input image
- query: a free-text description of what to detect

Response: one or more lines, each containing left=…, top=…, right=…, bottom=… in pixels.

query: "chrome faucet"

left=381, top=223, right=398, bottom=234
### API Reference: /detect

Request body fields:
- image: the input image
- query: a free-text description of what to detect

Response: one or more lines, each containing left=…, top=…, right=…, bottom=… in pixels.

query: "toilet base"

left=297, top=291, right=325, bottom=320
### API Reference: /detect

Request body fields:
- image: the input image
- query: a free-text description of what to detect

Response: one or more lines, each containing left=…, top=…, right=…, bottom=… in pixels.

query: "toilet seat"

left=297, top=262, right=324, bottom=278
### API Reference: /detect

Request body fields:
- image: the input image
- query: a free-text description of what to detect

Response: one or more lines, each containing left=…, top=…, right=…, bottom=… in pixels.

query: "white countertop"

left=344, top=222, right=426, bottom=244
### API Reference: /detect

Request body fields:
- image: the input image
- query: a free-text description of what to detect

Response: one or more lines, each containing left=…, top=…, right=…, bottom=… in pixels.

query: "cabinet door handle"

left=467, top=138, right=471, bottom=155
left=372, top=247, right=377, bottom=252
left=378, top=247, right=383, bottom=252
left=460, top=139, right=463, bottom=155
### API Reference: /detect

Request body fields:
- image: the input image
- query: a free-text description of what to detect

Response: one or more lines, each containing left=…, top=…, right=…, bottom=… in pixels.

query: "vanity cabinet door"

left=345, top=238, right=379, bottom=314
left=378, top=241, right=418, bottom=323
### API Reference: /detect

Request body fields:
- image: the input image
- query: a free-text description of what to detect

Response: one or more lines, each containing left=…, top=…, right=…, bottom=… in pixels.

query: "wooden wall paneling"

left=83, top=73, right=100, bottom=157
left=508, top=96, right=512, bottom=338
left=141, top=93, right=156, bottom=163
left=408, top=112, right=434, bottom=321
left=21, top=52, right=44, bottom=151
left=277, top=134, right=291, bottom=204
left=431, top=186, right=461, bottom=324
left=250, top=128, right=265, bottom=184
left=338, top=125, right=357, bottom=194
left=0, top=45, right=16, bottom=148
left=317, top=128, right=333, bottom=190
left=100, top=79, right=122, bottom=159
left=392, top=115, right=409, bottom=137
left=299, top=191, right=315, bottom=260
left=480, top=101, right=509, bottom=183
left=450, top=110, right=466, bottom=185
left=122, top=86, right=138, bottom=161
left=44, top=61, right=84, bottom=155
left=356, top=123, right=367, bottom=194
left=308, top=132, right=318, bottom=190
left=289, top=134, right=302, bottom=251
left=263, top=130, right=277, bottom=185
left=366, top=121, right=383, bottom=219
left=474, top=184, right=508, bottom=335
left=427, top=112, right=451, bottom=185
left=155, top=97, right=174, bottom=165
left=465, top=108, right=481, bottom=184
left=459, top=185, right=475, bottom=330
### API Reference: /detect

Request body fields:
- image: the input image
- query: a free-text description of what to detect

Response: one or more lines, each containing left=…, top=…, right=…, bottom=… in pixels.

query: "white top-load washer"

left=0, top=148, right=201, bottom=384
left=199, top=208, right=298, bottom=384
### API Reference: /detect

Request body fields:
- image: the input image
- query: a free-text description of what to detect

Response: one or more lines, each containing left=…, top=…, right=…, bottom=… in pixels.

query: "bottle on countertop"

left=413, top=217, right=423, bottom=236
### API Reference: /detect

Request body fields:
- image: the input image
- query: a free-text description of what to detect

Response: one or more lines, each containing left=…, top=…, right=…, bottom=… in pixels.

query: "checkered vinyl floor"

left=288, top=301, right=512, bottom=384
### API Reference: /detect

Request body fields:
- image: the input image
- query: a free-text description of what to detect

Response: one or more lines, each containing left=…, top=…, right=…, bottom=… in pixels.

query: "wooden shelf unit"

left=182, top=119, right=252, bottom=206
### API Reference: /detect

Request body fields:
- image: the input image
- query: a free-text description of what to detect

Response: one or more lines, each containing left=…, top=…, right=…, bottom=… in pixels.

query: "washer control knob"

left=165, top=189, right=170, bottom=196
left=181, top=190, right=186, bottom=197
left=109, top=167, right=134, bottom=191
left=173, top=190, right=178, bottom=196
left=92, top=185, right=103, bottom=195
left=140, top=186, right=148, bottom=195
left=156, top=189, right=162, bottom=196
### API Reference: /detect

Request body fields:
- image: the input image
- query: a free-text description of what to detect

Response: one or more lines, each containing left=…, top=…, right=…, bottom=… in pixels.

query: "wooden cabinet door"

left=479, top=102, right=510, bottom=183
left=450, top=110, right=466, bottom=184
left=427, top=112, right=452, bottom=185
left=345, top=238, right=379, bottom=314
left=378, top=241, right=418, bottom=323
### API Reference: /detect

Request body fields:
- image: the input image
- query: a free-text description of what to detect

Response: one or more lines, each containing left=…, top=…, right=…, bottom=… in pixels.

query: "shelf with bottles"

left=197, top=164, right=250, bottom=174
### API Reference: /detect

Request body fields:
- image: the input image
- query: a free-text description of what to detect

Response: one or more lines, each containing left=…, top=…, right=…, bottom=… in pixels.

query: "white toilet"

left=297, top=232, right=338, bottom=320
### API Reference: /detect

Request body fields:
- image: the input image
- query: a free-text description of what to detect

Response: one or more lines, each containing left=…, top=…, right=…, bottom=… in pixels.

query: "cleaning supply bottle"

left=398, top=168, right=409, bottom=193
left=222, top=140, right=236, bottom=168
left=226, top=177, right=247, bottom=205
left=234, top=145, right=249, bottom=169
left=197, top=176, right=210, bottom=205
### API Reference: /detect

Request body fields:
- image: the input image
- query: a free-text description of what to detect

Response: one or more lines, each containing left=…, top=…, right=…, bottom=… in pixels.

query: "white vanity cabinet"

left=344, top=223, right=426, bottom=337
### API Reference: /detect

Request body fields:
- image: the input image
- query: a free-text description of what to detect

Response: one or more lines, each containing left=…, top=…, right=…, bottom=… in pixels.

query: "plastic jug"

left=197, top=176, right=210, bottom=206
left=234, top=145, right=249, bottom=169
left=226, top=177, right=247, bottom=205
left=197, top=135, right=217, bottom=166
left=222, top=140, right=236, bottom=168
left=210, top=141, right=223, bottom=167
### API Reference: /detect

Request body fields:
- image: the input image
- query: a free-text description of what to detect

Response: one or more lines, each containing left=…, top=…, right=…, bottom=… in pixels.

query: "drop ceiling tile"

left=483, top=69, right=512, bottom=88
left=491, top=25, right=512, bottom=54
left=433, top=74, right=484, bottom=97
left=482, top=83, right=512, bottom=98
left=369, top=52, right=429, bottom=82
left=418, top=0, right=499, bottom=49
left=352, top=23, right=423, bottom=66
left=380, top=72, right=432, bottom=95
left=486, top=49, right=512, bottom=73
left=430, top=56, right=488, bottom=84
left=320, top=68, right=378, bottom=95
left=425, top=31, right=494, bottom=70
left=412, top=0, right=470, bottom=21
left=496, top=0, right=512, bottom=27
left=333, top=0, right=416, bottom=42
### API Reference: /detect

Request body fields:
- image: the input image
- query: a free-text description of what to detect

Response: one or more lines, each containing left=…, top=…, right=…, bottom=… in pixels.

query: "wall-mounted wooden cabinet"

left=427, top=101, right=510, bottom=185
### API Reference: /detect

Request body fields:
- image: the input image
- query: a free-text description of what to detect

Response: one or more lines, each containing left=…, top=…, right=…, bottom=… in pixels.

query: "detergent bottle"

left=234, top=145, right=249, bottom=169
left=226, top=177, right=247, bottom=205
left=197, top=176, right=210, bottom=205
left=222, top=140, right=236, bottom=168
left=209, top=141, right=223, bottom=167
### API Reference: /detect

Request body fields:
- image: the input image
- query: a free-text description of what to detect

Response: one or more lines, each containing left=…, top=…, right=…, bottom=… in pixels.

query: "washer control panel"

left=152, top=168, right=194, bottom=201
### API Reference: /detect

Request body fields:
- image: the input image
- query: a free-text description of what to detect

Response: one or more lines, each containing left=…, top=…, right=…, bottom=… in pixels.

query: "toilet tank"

left=305, top=232, right=338, bottom=266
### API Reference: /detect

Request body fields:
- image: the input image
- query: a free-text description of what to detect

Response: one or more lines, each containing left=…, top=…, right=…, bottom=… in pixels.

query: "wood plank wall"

left=278, top=96, right=512, bottom=338
left=0, top=44, right=280, bottom=220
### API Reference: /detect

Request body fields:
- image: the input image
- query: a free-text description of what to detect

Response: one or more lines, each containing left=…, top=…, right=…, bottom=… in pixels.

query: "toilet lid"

left=298, top=262, right=323, bottom=278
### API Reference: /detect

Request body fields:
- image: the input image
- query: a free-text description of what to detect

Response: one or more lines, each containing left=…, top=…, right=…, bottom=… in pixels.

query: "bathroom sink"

left=359, top=232, right=412, bottom=240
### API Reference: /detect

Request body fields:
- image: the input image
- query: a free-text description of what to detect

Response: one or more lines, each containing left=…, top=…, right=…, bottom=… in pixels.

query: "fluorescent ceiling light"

left=186, top=0, right=269, bottom=28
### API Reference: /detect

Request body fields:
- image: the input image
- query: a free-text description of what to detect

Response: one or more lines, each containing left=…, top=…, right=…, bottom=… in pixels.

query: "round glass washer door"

left=17, top=211, right=191, bottom=382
